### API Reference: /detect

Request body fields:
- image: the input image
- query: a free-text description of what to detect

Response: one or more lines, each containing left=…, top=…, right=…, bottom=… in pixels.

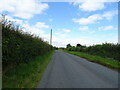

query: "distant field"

left=64, top=50, right=120, bottom=71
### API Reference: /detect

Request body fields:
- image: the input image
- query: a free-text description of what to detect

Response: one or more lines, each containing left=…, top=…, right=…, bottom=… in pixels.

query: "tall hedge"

left=2, top=17, right=53, bottom=68
left=66, top=43, right=120, bottom=61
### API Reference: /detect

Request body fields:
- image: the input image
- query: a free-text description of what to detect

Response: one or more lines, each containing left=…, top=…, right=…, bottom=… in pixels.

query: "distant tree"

left=66, top=44, right=72, bottom=48
left=54, top=46, right=58, bottom=50
left=76, top=44, right=82, bottom=47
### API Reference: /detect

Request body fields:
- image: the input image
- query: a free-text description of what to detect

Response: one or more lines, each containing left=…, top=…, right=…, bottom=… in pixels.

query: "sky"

left=0, top=0, right=119, bottom=47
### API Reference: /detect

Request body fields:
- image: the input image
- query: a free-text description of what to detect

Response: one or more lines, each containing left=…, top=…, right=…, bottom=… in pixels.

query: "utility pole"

left=50, top=29, right=52, bottom=45
left=2, top=14, right=7, bottom=22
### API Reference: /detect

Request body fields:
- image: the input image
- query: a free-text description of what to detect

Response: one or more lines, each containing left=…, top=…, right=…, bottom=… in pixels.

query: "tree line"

left=1, top=15, right=54, bottom=69
left=66, top=43, right=120, bottom=61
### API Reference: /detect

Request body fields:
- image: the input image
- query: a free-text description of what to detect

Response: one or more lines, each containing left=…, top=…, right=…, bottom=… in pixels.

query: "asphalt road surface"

left=37, top=50, right=119, bottom=88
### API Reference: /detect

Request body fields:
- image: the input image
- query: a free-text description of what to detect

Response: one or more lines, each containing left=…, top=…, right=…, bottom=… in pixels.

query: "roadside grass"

left=64, top=50, right=120, bottom=71
left=3, top=51, right=54, bottom=88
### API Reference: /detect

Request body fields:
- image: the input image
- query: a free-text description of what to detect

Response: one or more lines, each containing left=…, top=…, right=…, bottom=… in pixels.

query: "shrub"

left=1, top=15, right=53, bottom=69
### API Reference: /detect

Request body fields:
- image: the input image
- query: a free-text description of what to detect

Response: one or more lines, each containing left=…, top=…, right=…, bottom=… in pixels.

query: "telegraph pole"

left=50, top=29, right=52, bottom=45
left=2, top=14, right=7, bottom=21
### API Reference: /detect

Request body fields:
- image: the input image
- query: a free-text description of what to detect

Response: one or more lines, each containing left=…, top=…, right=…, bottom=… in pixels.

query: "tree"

left=76, top=44, right=82, bottom=47
left=66, top=44, right=72, bottom=48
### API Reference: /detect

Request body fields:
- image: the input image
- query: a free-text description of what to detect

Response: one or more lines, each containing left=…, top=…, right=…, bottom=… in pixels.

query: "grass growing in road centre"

left=3, top=51, right=54, bottom=88
left=64, top=50, right=120, bottom=71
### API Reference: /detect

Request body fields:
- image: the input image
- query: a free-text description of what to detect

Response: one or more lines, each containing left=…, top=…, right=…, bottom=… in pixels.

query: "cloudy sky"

left=0, top=0, right=119, bottom=47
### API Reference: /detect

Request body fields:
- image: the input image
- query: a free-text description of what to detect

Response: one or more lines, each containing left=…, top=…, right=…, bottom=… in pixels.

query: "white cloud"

left=52, top=29, right=96, bottom=47
left=52, top=34, right=118, bottom=47
left=73, top=10, right=117, bottom=25
left=79, top=1, right=105, bottom=12
left=79, top=26, right=88, bottom=31
left=55, top=32, right=61, bottom=35
left=62, top=29, right=71, bottom=32
left=52, top=33, right=68, bottom=47
left=21, top=21, right=44, bottom=34
left=79, top=26, right=96, bottom=34
left=22, top=22, right=51, bottom=43
left=4, top=15, right=49, bottom=33
left=52, top=35, right=98, bottom=47
left=21, top=23, right=117, bottom=47
left=73, top=14, right=102, bottom=25
left=88, top=30, right=96, bottom=34
left=0, top=0, right=49, bottom=19
left=35, top=22, right=49, bottom=29
left=72, top=0, right=119, bottom=12
left=98, top=25, right=116, bottom=31
left=102, top=10, right=118, bottom=20
left=5, top=15, right=23, bottom=25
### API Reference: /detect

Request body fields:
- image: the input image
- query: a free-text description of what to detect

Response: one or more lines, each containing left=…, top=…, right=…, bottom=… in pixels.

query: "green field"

left=3, top=51, right=54, bottom=88
left=65, top=50, right=120, bottom=71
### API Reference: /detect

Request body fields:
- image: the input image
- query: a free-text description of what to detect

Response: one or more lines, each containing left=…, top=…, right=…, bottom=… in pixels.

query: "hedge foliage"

left=66, top=43, right=120, bottom=61
left=1, top=16, right=53, bottom=68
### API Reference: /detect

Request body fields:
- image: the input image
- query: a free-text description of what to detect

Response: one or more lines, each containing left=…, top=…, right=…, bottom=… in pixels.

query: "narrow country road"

left=37, top=50, right=118, bottom=88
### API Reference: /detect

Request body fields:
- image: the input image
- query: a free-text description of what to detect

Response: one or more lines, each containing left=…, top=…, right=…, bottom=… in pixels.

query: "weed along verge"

left=64, top=50, right=120, bottom=72
left=3, top=51, right=54, bottom=88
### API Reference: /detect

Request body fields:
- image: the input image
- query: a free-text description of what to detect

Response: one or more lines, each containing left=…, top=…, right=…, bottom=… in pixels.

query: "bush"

left=66, top=43, right=120, bottom=61
left=1, top=15, right=53, bottom=69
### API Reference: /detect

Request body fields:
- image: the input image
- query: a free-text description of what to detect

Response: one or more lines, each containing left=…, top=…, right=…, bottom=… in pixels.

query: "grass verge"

left=64, top=50, right=120, bottom=71
left=3, top=51, right=54, bottom=88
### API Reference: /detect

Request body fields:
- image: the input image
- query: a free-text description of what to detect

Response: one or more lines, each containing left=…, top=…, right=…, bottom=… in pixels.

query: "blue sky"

left=0, top=0, right=118, bottom=47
